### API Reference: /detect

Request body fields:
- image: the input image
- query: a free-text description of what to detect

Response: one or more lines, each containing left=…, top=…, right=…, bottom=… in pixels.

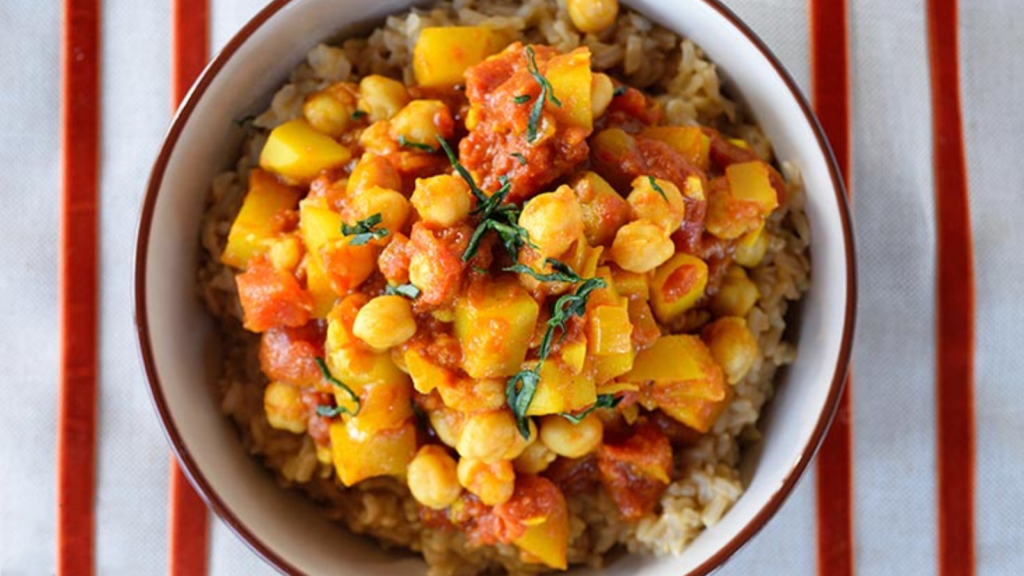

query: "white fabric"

left=1, top=0, right=1022, bottom=574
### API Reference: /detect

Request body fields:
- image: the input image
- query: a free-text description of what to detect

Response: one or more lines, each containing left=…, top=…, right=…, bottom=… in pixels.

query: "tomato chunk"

left=236, top=257, right=312, bottom=332
left=597, top=422, right=673, bottom=520
left=259, top=323, right=325, bottom=389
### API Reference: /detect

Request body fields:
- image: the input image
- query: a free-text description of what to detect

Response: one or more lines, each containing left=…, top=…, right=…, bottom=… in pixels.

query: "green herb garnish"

left=341, top=213, right=388, bottom=246
left=316, top=405, right=348, bottom=418
left=314, top=357, right=360, bottom=416
left=510, top=152, right=527, bottom=166
left=612, top=85, right=627, bottom=97
left=559, top=394, right=623, bottom=423
left=506, top=275, right=606, bottom=437
left=398, top=135, right=436, bottom=152
left=648, top=176, right=668, bottom=200
left=504, top=258, right=584, bottom=284
left=514, top=94, right=532, bottom=104
left=525, top=46, right=562, bottom=143
left=472, top=266, right=489, bottom=274
left=385, top=283, right=421, bottom=299
left=437, top=135, right=535, bottom=262
left=351, top=110, right=368, bottom=120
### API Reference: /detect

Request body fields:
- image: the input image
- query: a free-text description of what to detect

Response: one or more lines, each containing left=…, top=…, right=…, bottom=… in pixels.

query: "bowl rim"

left=134, top=0, right=857, bottom=574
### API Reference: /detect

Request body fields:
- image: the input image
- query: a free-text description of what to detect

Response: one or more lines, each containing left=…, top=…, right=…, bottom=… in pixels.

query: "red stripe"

left=57, top=0, right=101, bottom=574
left=168, top=0, right=211, bottom=574
left=927, top=1, right=977, bottom=574
left=809, top=1, right=854, bottom=575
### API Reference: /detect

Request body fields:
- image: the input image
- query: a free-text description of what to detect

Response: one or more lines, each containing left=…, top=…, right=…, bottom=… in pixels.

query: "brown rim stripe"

left=809, top=0, right=854, bottom=574
left=168, top=0, right=211, bottom=574
left=57, top=0, right=100, bottom=574
left=927, top=0, right=977, bottom=574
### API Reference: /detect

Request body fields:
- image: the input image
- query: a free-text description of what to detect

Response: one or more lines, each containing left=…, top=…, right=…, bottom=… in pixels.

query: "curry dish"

left=199, top=0, right=810, bottom=573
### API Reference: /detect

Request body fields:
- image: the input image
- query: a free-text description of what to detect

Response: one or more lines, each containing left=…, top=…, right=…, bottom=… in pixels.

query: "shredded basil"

left=612, top=85, right=627, bottom=97
left=648, top=176, right=668, bottom=200
left=514, top=94, right=532, bottom=104
left=510, top=152, right=527, bottom=166
left=524, top=46, right=562, bottom=143
left=341, top=213, right=388, bottom=246
left=559, top=394, right=623, bottom=423
left=398, top=134, right=436, bottom=153
left=351, top=110, right=368, bottom=121
left=314, top=357, right=360, bottom=416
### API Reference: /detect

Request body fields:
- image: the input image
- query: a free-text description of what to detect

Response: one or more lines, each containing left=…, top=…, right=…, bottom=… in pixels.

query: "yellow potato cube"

left=525, top=359, right=597, bottom=416
left=330, top=418, right=417, bottom=486
left=640, top=126, right=711, bottom=171
left=546, top=47, right=593, bottom=130
left=586, top=305, right=633, bottom=356
left=413, top=27, right=507, bottom=88
left=259, top=118, right=351, bottom=181
left=629, top=335, right=727, bottom=432
left=725, top=161, right=779, bottom=214
left=455, top=279, right=540, bottom=378
left=221, top=170, right=302, bottom=269
left=346, top=380, right=413, bottom=435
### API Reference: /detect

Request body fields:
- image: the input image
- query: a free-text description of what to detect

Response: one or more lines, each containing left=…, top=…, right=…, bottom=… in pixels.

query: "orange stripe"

left=809, top=1, right=854, bottom=575
left=926, top=1, right=976, bottom=574
left=57, top=0, right=101, bottom=574
left=168, top=0, right=211, bottom=574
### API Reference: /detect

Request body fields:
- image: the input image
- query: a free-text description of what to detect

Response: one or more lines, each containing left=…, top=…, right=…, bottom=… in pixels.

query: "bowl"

left=136, top=0, right=856, bottom=573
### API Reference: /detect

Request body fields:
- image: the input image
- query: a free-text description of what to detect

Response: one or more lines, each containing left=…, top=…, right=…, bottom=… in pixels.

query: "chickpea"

left=539, top=413, right=603, bottom=458
left=352, top=295, right=417, bottom=350
left=389, top=100, right=454, bottom=149
left=457, top=457, right=515, bottom=506
left=734, top=224, right=769, bottom=268
left=428, top=407, right=464, bottom=448
left=627, top=176, right=685, bottom=233
left=411, top=174, right=472, bottom=227
left=456, top=410, right=517, bottom=463
left=591, top=73, right=614, bottom=119
left=503, top=419, right=538, bottom=460
left=567, top=0, right=619, bottom=34
left=263, top=381, right=308, bottom=434
left=302, top=83, right=357, bottom=138
left=350, top=185, right=411, bottom=240
left=267, top=234, right=302, bottom=273
left=347, top=154, right=401, bottom=197
left=357, top=75, right=409, bottom=122
left=513, top=440, right=557, bottom=475
left=407, top=445, right=462, bottom=509
left=517, top=186, right=584, bottom=258
left=711, top=266, right=760, bottom=318
left=702, top=317, right=759, bottom=384
left=609, top=220, right=675, bottom=273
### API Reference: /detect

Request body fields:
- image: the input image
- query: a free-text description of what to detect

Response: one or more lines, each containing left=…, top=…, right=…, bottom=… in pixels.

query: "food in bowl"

left=198, top=0, right=811, bottom=573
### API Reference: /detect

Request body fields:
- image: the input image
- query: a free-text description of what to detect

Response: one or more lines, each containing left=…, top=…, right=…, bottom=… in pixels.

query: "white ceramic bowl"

left=136, top=0, right=856, bottom=573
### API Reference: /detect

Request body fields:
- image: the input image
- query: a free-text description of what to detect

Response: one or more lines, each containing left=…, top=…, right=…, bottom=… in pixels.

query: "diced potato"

left=711, top=266, right=760, bottom=318
left=640, top=126, right=711, bottom=171
left=610, top=267, right=649, bottom=301
left=569, top=171, right=630, bottom=247
left=628, top=335, right=727, bottom=432
left=702, top=317, right=759, bottom=384
left=404, top=348, right=458, bottom=394
left=650, top=253, right=709, bottom=324
left=267, top=235, right=302, bottom=273
left=346, top=380, right=413, bottom=434
left=304, top=254, right=337, bottom=319
left=627, top=298, right=661, bottom=348
left=525, top=359, right=597, bottom=416
left=260, top=118, right=351, bottom=181
left=221, top=170, right=302, bottom=269
left=546, top=47, right=593, bottom=130
left=263, top=381, right=307, bottom=434
left=298, top=198, right=342, bottom=265
left=590, top=347, right=634, bottom=384
left=734, top=222, right=769, bottom=267
left=413, top=27, right=507, bottom=88
left=357, top=75, right=409, bottom=122
left=586, top=305, right=633, bottom=356
left=330, top=418, right=417, bottom=486
left=726, top=161, right=779, bottom=214
left=590, top=127, right=642, bottom=190
left=508, top=476, right=570, bottom=570
left=591, top=73, right=613, bottom=118
left=455, top=279, right=540, bottom=378
left=560, top=339, right=587, bottom=375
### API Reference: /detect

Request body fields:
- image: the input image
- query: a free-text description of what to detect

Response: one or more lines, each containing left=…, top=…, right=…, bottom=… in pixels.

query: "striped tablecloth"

left=2, top=0, right=1019, bottom=574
